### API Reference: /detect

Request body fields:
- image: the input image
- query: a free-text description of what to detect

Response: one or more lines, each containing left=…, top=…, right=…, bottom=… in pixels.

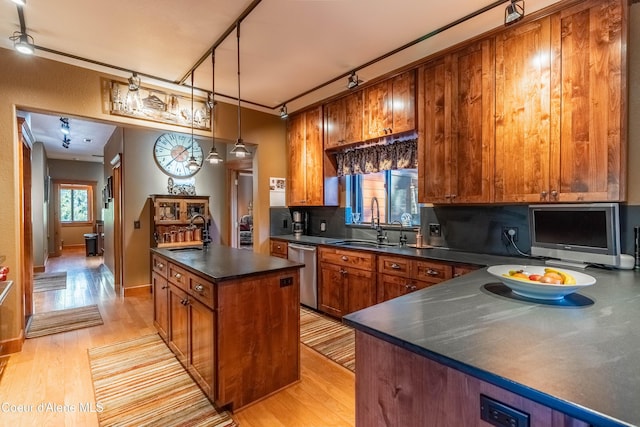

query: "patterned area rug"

left=300, top=307, right=355, bottom=372
left=26, top=304, right=103, bottom=338
left=33, top=271, right=67, bottom=292
left=88, top=334, right=237, bottom=427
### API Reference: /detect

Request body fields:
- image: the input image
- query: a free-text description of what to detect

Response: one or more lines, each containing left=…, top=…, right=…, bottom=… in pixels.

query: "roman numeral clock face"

left=153, top=133, right=204, bottom=178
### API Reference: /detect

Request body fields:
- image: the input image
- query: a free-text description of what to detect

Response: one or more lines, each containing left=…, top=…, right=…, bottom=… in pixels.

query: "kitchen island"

left=344, top=266, right=640, bottom=427
left=150, top=246, right=303, bottom=412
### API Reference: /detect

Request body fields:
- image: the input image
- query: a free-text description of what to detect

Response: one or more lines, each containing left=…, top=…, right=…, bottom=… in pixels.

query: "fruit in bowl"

left=504, top=267, right=576, bottom=285
left=0, top=265, right=9, bottom=281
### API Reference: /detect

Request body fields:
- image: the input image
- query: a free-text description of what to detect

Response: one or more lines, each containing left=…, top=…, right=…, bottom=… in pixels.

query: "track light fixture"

left=504, top=0, right=525, bottom=25
left=279, top=104, right=289, bottom=119
left=347, top=71, right=363, bottom=90
left=11, top=0, right=27, bottom=5
left=60, top=117, right=70, bottom=135
left=61, top=136, right=71, bottom=149
left=206, top=51, right=223, bottom=165
left=231, top=23, right=251, bottom=159
left=10, top=31, right=34, bottom=55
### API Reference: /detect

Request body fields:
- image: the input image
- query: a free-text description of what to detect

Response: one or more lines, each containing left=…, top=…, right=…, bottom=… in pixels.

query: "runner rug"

left=26, top=304, right=103, bottom=338
left=88, top=334, right=237, bottom=427
left=300, top=307, right=355, bottom=372
left=33, top=271, right=67, bottom=292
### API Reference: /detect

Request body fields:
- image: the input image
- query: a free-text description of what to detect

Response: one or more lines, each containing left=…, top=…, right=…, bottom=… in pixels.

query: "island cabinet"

left=363, top=70, right=416, bottom=140
left=323, top=91, right=364, bottom=149
left=495, top=0, right=626, bottom=203
left=354, top=331, right=588, bottom=427
left=287, top=106, right=338, bottom=206
left=417, top=39, right=495, bottom=204
left=269, top=238, right=288, bottom=259
left=318, top=246, right=376, bottom=318
left=377, top=255, right=457, bottom=303
left=151, top=250, right=300, bottom=411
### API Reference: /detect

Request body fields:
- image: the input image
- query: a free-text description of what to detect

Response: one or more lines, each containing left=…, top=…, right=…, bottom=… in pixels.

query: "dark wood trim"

left=123, top=284, right=152, bottom=297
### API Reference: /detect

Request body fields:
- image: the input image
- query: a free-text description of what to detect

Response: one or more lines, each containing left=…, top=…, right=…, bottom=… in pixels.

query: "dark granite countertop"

left=343, top=266, right=640, bottom=427
left=151, top=246, right=303, bottom=282
left=271, top=233, right=524, bottom=266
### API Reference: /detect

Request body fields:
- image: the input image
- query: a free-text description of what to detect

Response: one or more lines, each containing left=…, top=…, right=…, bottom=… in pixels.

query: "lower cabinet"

left=270, top=239, right=288, bottom=259
left=168, top=283, right=190, bottom=364
left=152, top=271, right=169, bottom=341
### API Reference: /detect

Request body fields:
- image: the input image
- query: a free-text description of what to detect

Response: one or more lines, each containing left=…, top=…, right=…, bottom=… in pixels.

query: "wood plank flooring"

left=0, top=248, right=355, bottom=427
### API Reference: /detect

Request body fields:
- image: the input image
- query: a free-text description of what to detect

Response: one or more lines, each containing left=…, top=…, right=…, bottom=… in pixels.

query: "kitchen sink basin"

left=334, top=240, right=400, bottom=249
left=168, top=246, right=203, bottom=252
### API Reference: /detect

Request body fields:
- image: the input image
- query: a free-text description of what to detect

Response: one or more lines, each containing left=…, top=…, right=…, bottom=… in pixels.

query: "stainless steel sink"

left=168, top=246, right=203, bottom=252
left=334, top=239, right=400, bottom=249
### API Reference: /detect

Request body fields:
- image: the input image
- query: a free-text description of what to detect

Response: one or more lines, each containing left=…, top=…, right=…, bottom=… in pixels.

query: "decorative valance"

left=335, top=139, right=417, bottom=177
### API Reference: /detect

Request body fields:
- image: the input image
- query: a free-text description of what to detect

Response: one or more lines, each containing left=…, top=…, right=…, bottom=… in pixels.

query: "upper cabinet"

left=495, top=0, right=626, bottom=203
left=418, top=39, right=495, bottom=204
left=324, top=91, right=364, bottom=150
left=363, top=70, right=416, bottom=140
left=287, top=106, right=338, bottom=206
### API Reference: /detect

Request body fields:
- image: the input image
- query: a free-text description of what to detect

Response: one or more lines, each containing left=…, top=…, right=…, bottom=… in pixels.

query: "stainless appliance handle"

left=288, top=243, right=316, bottom=252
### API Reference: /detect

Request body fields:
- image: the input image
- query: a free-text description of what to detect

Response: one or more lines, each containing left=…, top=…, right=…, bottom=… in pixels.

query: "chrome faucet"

left=190, top=213, right=211, bottom=247
left=371, top=197, right=387, bottom=244
left=391, top=220, right=408, bottom=247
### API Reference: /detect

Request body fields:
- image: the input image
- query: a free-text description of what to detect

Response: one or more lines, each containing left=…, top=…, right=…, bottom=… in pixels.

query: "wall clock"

left=153, top=133, right=203, bottom=178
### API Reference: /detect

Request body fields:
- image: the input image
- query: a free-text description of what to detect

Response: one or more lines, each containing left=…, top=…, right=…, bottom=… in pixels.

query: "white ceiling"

left=3, top=0, right=562, bottom=161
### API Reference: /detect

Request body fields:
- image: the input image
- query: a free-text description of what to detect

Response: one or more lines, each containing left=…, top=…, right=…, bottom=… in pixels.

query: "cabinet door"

left=324, top=97, right=346, bottom=150
left=418, top=58, right=448, bottom=203
left=189, top=297, right=215, bottom=399
left=414, top=260, right=453, bottom=285
left=303, top=106, right=324, bottom=205
left=495, top=18, right=553, bottom=202
left=390, top=70, right=416, bottom=135
left=168, top=283, right=189, bottom=364
left=344, top=267, right=375, bottom=315
left=449, top=39, right=495, bottom=203
left=152, top=272, right=169, bottom=341
left=363, top=80, right=392, bottom=140
left=318, top=262, right=345, bottom=318
left=551, top=0, right=625, bottom=201
left=377, top=273, right=413, bottom=303
left=343, top=91, right=364, bottom=145
left=287, top=113, right=307, bottom=205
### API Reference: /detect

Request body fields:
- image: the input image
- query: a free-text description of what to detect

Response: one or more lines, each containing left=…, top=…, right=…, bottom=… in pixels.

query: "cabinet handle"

left=410, top=285, right=417, bottom=291
left=157, top=262, right=164, bottom=269
left=540, top=190, right=547, bottom=200
left=341, top=256, right=348, bottom=261
left=181, top=298, right=189, bottom=306
left=340, top=269, right=348, bottom=275
left=277, top=245, right=281, bottom=249
left=161, top=285, right=168, bottom=290
left=387, top=127, right=393, bottom=134
left=390, top=263, right=401, bottom=270
left=194, top=284, right=205, bottom=293
left=550, top=190, right=558, bottom=200
left=450, top=194, right=456, bottom=200
left=444, top=194, right=451, bottom=199
left=174, top=273, right=182, bottom=280
left=426, top=269, right=439, bottom=276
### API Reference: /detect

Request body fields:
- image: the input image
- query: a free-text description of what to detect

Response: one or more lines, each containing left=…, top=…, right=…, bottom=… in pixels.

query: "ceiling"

left=3, top=0, right=561, bottom=162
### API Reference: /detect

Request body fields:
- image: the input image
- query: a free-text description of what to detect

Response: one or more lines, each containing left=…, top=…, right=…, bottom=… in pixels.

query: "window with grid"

left=60, top=184, right=93, bottom=224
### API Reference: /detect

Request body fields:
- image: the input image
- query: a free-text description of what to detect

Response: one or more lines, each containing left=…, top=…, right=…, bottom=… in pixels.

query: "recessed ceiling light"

left=84, top=138, right=92, bottom=143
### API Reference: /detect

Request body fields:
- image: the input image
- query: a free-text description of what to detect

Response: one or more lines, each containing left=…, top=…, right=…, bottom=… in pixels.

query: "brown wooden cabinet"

left=324, top=91, right=364, bottom=149
left=318, top=246, right=375, bottom=318
left=377, top=255, right=455, bottom=303
left=150, top=195, right=209, bottom=248
left=363, top=70, right=416, bottom=140
left=495, top=0, right=625, bottom=203
left=151, top=271, right=169, bottom=340
left=269, top=239, right=288, bottom=259
left=287, top=106, right=338, bottom=206
left=418, top=39, right=495, bottom=204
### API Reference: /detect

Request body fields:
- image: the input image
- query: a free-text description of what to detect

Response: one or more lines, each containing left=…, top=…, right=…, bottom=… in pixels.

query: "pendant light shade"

left=232, top=22, right=251, bottom=158
left=187, top=71, right=200, bottom=172
left=206, top=51, right=223, bottom=165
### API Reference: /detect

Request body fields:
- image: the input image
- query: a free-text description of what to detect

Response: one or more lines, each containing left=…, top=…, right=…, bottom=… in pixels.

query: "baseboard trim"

left=123, top=284, right=152, bottom=297
left=0, top=330, right=24, bottom=356
left=33, top=265, right=45, bottom=273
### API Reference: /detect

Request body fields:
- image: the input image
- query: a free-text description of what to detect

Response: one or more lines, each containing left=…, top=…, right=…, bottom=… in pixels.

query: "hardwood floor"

left=0, top=247, right=355, bottom=427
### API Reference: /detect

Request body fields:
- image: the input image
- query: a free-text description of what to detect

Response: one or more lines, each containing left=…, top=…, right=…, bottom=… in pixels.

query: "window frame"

left=59, top=182, right=94, bottom=226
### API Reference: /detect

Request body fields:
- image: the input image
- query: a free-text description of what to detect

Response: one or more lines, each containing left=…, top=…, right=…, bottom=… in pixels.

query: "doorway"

left=226, top=159, right=253, bottom=249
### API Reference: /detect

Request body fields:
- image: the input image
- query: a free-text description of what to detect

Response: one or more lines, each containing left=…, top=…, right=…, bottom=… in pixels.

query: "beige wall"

left=0, top=47, right=286, bottom=343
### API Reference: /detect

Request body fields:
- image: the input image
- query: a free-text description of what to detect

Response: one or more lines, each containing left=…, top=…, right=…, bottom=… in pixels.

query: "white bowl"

left=486, top=264, right=596, bottom=301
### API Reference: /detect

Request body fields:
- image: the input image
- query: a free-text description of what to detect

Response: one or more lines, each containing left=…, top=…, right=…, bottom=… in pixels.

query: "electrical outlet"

left=429, top=223, right=441, bottom=237
left=134, top=220, right=141, bottom=229
left=502, top=226, right=518, bottom=244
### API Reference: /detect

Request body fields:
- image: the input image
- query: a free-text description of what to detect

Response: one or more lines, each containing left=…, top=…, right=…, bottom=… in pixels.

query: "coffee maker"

left=292, top=211, right=307, bottom=236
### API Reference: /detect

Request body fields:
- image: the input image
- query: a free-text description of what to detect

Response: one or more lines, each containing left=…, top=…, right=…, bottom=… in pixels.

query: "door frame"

left=18, top=117, right=34, bottom=330
left=225, top=159, right=252, bottom=248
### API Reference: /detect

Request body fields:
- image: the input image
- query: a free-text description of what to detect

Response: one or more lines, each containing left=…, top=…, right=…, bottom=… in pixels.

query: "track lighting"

left=279, top=104, right=289, bottom=119
left=186, top=71, right=200, bottom=172
left=10, top=31, right=34, bottom=55
left=504, top=0, right=525, bottom=25
left=11, top=0, right=26, bottom=5
left=232, top=23, right=251, bottom=158
left=206, top=52, right=223, bottom=165
left=60, top=117, right=70, bottom=135
left=347, top=71, right=362, bottom=90
left=61, top=136, right=71, bottom=149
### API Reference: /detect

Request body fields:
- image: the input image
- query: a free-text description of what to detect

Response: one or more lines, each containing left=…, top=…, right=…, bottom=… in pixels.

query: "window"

left=60, top=184, right=93, bottom=224
left=345, top=169, right=420, bottom=226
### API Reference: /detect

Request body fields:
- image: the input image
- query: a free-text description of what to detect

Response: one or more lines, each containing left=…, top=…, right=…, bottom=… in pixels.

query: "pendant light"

left=230, top=22, right=251, bottom=158
left=187, top=71, right=200, bottom=172
left=205, top=50, right=223, bottom=164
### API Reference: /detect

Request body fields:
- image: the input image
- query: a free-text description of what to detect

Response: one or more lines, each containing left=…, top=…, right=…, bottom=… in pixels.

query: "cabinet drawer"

left=414, top=260, right=453, bottom=284
left=270, top=240, right=288, bottom=258
left=152, top=254, right=168, bottom=277
left=319, top=247, right=375, bottom=270
left=168, top=262, right=189, bottom=289
left=189, top=274, right=216, bottom=309
left=378, top=255, right=411, bottom=277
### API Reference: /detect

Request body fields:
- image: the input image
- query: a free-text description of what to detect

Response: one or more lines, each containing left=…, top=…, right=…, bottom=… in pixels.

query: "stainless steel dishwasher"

left=287, top=242, right=317, bottom=309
